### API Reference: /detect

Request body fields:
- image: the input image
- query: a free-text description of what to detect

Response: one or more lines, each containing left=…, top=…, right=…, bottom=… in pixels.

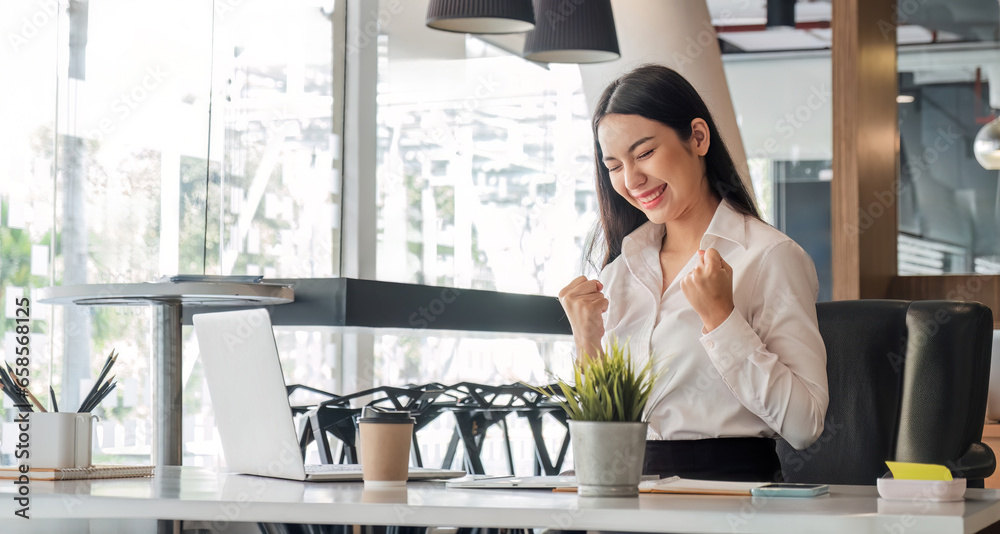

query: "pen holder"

left=20, top=412, right=98, bottom=469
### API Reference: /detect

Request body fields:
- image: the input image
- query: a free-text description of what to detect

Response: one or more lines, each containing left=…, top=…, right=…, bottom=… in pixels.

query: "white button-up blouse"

left=598, top=200, right=829, bottom=450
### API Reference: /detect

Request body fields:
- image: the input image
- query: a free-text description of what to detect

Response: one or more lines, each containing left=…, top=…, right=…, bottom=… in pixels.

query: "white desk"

left=36, top=283, right=294, bottom=467
left=1, top=467, right=1000, bottom=533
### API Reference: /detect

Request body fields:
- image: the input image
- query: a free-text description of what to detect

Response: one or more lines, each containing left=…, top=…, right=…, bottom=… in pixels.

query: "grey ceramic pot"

left=569, top=420, right=648, bottom=497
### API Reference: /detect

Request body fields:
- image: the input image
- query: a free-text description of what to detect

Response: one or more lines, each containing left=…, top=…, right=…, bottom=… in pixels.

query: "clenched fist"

left=558, top=276, right=608, bottom=361
left=680, top=248, right=735, bottom=333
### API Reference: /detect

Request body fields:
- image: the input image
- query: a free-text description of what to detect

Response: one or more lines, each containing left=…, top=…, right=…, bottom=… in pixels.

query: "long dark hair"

left=587, top=64, right=761, bottom=270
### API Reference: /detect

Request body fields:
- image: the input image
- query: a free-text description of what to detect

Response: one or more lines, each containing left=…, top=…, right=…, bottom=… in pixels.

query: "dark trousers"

left=643, top=437, right=783, bottom=482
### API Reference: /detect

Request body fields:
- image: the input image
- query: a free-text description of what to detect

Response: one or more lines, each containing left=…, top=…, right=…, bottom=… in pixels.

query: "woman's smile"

left=634, top=183, right=667, bottom=209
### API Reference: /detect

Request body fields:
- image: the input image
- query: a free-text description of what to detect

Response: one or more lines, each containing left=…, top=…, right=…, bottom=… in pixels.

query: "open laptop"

left=193, top=308, right=466, bottom=482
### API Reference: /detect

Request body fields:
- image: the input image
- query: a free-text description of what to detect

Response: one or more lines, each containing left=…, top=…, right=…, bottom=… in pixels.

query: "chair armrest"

left=950, top=442, right=996, bottom=480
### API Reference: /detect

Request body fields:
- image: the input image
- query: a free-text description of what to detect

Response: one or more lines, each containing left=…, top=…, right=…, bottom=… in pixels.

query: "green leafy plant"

left=531, top=338, right=658, bottom=422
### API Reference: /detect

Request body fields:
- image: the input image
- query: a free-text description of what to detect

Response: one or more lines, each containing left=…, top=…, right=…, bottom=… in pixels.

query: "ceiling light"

left=522, top=0, right=620, bottom=64
left=975, top=116, right=1000, bottom=170
left=426, top=0, right=535, bottom=34
left=896, top=95, right=915, bottom=104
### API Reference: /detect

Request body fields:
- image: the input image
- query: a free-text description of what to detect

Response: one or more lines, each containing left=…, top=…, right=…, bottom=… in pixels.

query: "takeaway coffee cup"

left=21, top=412, right=97, bottom=469
left=357, top=407, right=415, bottom=488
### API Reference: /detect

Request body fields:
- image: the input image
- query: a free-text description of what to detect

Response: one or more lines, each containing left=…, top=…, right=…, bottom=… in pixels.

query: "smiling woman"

left=588, top=65, right=761, bottom=271
left=557, top=64, right=830, bottom=483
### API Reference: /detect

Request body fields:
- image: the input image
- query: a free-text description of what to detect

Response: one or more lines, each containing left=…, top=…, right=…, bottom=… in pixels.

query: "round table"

left=36, top=282, right=294, bottom=466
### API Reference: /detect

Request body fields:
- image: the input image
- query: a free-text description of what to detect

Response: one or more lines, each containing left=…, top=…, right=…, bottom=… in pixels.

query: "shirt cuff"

left=699, top=308, right=765, bottom=375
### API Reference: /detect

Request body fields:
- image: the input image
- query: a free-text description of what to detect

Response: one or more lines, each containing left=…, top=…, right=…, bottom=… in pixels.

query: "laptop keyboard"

left=305, top=464, right=362, bottom=474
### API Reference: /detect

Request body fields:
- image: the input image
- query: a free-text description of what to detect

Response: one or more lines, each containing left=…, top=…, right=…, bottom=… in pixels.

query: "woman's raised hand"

left=558, top=276, right=608, bottom=360
left=680, top=248, right=735, bottom=333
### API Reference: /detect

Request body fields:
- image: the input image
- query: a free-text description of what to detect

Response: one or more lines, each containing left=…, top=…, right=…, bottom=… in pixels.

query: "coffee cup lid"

left=357, top=406, right=415, bottom=424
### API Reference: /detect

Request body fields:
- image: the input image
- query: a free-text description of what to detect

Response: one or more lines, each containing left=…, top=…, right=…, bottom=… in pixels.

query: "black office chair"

left=777, top=300, right=996, bottom=487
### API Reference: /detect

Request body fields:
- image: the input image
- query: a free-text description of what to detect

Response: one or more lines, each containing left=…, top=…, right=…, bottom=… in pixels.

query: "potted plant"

left=534, top=338, right=658, bottom=497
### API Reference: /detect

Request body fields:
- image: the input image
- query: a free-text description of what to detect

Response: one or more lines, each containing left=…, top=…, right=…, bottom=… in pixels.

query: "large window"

left=0, top=0, right=344, bottom=467
left=373, top=3, right=586, bottom=473
left=0, top=0, right=61, bottom=462
left=375, top=38, right=596, bottom=293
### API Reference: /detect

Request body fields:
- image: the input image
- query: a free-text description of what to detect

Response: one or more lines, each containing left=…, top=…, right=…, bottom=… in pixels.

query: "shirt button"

left=706, top=340, right=715, bottom=349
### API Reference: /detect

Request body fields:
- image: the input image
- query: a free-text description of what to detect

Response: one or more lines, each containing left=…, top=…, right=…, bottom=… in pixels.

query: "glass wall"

left=373, top=2, right=584, bottom=474
left=0, top=0, right=61, bottom=464
left=0, top=0, right=344, bottom=468
left=895, top=1, right=1000, bottom=275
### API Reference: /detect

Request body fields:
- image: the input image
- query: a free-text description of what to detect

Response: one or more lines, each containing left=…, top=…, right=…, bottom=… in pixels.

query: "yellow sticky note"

left=885, top=461, right=953, bottom=481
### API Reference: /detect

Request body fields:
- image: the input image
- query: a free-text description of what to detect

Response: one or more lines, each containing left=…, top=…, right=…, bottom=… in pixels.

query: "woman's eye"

left=637, top=150, right=653, bottom=160
left=607, top=164, right=622, bottom=173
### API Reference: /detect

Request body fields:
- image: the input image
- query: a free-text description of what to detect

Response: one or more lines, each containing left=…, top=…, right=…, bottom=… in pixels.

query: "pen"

left=94, top=350, right=118, bottom=390
left=82, top=376, right=116, bottom=413
left=50, top=385, right=59, bottom=412
left=79, top=350, right=117, bottom=412
left=93, top=382, right=117, bottom=412
left=22, top=387, right=46, bottom=413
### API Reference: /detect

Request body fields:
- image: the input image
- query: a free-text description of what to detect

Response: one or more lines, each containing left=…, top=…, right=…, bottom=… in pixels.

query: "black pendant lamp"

left=523, top=0, right=620, bottom=63
left=426, top=0, right=535, bottom=34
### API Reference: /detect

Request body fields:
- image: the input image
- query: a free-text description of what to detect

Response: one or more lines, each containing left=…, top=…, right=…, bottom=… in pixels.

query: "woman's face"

left=597, top=113, right=712, bottom=225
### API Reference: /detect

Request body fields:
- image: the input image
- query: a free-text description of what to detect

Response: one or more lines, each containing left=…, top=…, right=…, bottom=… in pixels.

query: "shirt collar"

left=621, top=219, right=664, bottom=261
left=699, top=199, right=748, bottom=251
left=620, top=199, right=748, bottom=259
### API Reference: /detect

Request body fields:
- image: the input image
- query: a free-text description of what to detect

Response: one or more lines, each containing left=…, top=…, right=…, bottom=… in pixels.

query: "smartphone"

left=750, top=483, right=830, bottom=497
